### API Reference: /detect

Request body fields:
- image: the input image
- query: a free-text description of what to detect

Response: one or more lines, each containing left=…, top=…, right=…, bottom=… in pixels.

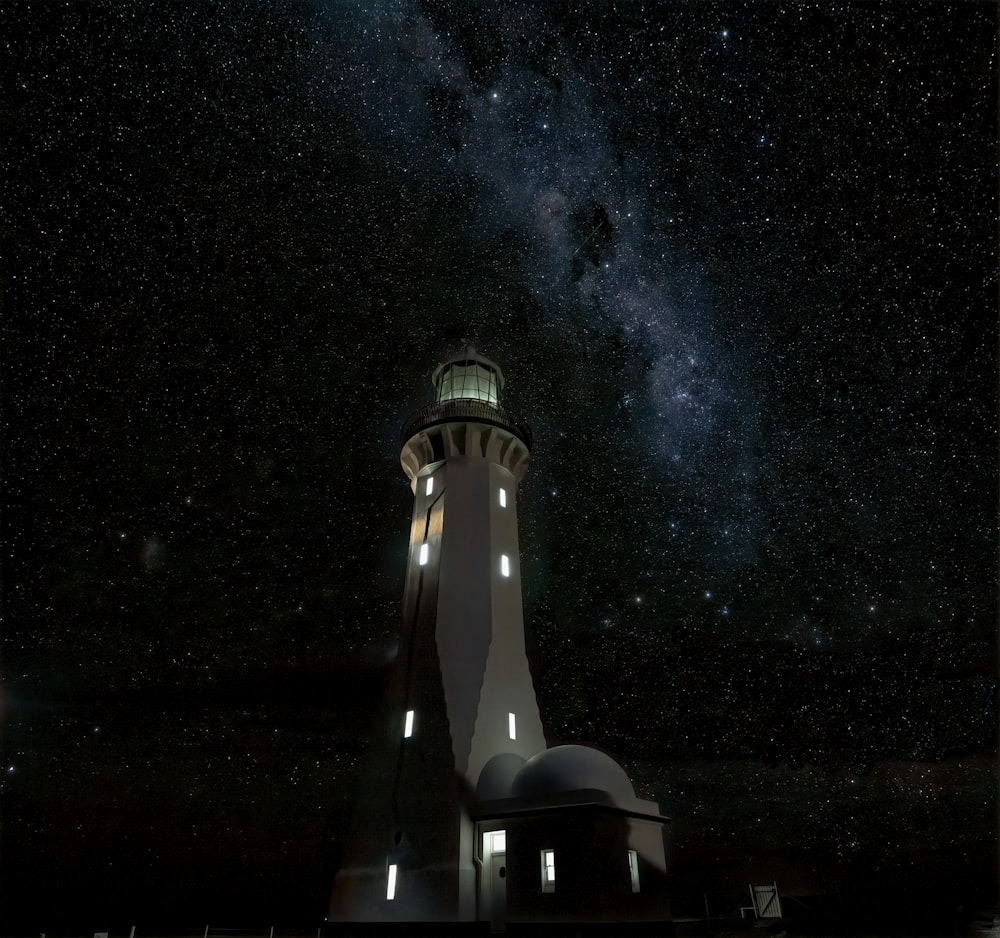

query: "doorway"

left=483, top=829, right=507, bottom=933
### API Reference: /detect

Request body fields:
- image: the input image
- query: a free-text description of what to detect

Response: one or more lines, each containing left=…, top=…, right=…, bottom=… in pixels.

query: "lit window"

left=419, top=543, right=429, bottom=566
left=500, top=554, right=510, bottom=577
left=403, top=710, right=414, bottom=738
left=628, top=849, right=640, bottom=892
left=541, top=849, right=555, bottom=892
left=386, top=863, right=398, bottom=900
left=508, top=712, right=516, bottom=740
left=490, top=830, right=506, bottom=852
left=425, top=476, right=434, bottom=496
left=438, top=362, right=499, bottom=405
left=498, top=487, right=507, bottom=508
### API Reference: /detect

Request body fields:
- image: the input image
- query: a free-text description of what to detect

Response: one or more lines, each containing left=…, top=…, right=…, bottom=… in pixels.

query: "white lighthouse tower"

left=398, top=345, right=547, bottom=790
left=328, top=346, right=670, bottom=929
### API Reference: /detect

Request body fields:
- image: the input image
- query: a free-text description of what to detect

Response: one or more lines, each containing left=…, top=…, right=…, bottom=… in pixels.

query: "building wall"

left=485, top=809, right=671, bottom=924
left=467, top=459, right=546, bottom=785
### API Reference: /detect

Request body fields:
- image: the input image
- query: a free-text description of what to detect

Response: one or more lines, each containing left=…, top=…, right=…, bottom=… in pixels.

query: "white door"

left=490, top=851, right=507, bottom=932
left=484, top=830, right=507, bottom=933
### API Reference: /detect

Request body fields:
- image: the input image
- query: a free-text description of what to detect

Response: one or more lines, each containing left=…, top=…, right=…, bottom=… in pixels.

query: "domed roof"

left=476, top=752, right=527, bottom=801
left=510, top=745, right=636, bottom=803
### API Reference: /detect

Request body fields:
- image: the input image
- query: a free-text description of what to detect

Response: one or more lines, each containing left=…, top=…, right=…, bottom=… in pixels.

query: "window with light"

left=541, top=849, right=555, bottom=892
left=437, top=362, right=499, bottom=404
left=484, top=829, right=506, bottom=854
left=628, top=849, right=640, bottom=892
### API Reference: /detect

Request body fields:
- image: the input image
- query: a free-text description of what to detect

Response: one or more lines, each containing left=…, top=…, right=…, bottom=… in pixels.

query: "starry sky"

left=2, top=1, right=997, bottom=933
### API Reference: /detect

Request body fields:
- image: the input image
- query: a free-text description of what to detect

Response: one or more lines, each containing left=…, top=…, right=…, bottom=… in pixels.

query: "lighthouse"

left=328, top=346, right=671, bottom=929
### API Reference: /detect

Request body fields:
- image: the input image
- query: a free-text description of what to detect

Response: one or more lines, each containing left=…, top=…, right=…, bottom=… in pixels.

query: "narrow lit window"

left=491, top=830, right=506, bottom=852
left=508, top=712, right=516, bottom=740
left=628, top=849, right=640, bottom=892
left=403, top=710, right=414, bottom=738
left=498, top=487, right=507, bottom=508
left=500, top=554, right=510, bottom=577
left=386, top=863, right=398, bottom=900
left=425, top=476, right=434, bottom=496
left=540, top=849, right=555, bottom=892
left=419, top=543, right=429, bottom=566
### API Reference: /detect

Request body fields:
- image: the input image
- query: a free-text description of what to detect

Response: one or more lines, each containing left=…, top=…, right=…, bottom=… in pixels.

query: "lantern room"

left=432, top=344, right=504, bottom=405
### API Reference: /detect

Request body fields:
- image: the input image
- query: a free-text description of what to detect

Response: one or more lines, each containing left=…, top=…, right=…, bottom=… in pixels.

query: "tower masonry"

left=328, top=346, right=671, bottom=930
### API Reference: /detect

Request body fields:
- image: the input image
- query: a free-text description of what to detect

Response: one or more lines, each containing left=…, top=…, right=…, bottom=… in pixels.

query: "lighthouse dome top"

left=432, top=344, right=505, bottom=406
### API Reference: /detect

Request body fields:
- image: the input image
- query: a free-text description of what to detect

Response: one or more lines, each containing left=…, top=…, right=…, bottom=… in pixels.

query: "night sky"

left=2, top=1, right=998, bottom=934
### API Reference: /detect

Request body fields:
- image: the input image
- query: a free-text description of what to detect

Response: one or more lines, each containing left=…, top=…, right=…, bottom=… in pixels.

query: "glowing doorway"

left=482, top=829, right=507, bottom=932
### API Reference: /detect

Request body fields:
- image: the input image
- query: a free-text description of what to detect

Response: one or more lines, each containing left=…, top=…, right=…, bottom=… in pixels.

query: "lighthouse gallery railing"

left=400, top=399, right=532, bottom=450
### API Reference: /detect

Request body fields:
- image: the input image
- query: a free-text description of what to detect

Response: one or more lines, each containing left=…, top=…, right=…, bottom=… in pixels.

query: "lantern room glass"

left=436, top=362, right=499, bottom=405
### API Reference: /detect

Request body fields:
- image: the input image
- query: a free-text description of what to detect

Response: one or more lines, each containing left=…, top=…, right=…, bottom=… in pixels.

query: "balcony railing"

left=400, top=398, right=532, bottom=449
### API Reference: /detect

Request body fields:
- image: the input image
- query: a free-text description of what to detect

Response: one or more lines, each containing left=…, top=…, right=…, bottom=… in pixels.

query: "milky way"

left=2, top=1, right=996, bottom=931
left=334, top=6, right=743, bottom=458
